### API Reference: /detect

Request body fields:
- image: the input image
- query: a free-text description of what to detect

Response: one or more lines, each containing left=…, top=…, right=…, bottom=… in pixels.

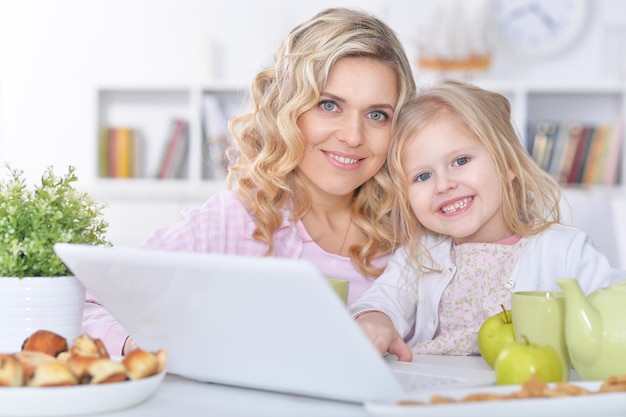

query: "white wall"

left=0, top=0, right=386, bottom=181
left=1, top=0, right=625, bottom=181
left=1, top=0, right=626, bottom=266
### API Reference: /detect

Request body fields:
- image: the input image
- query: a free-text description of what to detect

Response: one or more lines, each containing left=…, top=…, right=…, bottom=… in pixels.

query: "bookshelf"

left=95, top=81, right=626, bottom=189
left=94, top=83, right=247, bottom=247
left=96, top=83, right=248, bottom=186
left=475, top=80, right=626, bottom=188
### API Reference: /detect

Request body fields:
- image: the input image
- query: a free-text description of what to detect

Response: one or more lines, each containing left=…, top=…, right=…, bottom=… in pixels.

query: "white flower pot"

left=0, top=276, right=86, bottom=353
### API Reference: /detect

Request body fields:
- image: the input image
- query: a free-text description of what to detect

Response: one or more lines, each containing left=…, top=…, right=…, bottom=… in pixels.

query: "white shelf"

left=82, top=178, right=228, bottom=202
left=96, top=83, right=248, bottom=184
left=94, top=81, right=626, bottom=194
left=475, top=81, right=626, bottom=185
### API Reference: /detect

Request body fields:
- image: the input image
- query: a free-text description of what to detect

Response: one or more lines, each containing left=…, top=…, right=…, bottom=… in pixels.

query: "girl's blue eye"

left=416, top=172, right=431, bottom=182
left=454, top=156, right=469, bottom=166
left=368, top=110, right=388, bottom=121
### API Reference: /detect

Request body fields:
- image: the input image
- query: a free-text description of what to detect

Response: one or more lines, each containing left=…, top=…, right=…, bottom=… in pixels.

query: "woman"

left=84, top=7, right=416, bottom=355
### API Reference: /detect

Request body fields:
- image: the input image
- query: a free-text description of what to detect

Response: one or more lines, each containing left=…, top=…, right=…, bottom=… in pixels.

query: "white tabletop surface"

left=96, top=355, right=491, bottom=417
left=87, top=355, right=614, bottom=417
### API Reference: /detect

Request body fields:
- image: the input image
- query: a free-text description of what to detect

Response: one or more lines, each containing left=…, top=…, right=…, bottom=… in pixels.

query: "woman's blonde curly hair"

left=226, top=7, right=416, bottom=277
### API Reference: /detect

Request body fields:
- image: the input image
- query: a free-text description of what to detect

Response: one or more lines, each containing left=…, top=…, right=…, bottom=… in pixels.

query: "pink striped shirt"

left=83, top=190, right=389, bottom=355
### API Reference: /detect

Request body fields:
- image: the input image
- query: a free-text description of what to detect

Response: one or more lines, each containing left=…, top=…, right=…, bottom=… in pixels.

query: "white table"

left=97, top=355, right=492, bottom=417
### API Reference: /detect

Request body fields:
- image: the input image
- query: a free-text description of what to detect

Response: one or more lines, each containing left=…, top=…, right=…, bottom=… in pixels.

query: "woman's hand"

left=356, top=311, right=412, bottom=361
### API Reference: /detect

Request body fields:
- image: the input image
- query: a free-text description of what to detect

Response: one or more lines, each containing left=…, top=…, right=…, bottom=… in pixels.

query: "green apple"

left=494, top=337, right=564, bottom=385
left=477, top=305, right=515, bottom=368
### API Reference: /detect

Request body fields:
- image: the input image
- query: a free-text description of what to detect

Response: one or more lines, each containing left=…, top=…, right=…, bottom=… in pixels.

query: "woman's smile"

left=323, top=150, right=363, bottom=169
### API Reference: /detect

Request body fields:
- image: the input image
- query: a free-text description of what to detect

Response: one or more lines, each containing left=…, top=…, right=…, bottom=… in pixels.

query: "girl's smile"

left=439, top=196, right=474, bottom=215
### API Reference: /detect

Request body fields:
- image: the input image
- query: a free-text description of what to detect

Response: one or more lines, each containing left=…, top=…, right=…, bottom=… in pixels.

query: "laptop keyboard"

left=385, top=359, right=494, bottom=392
left=392, top=370, right=459, bottom=391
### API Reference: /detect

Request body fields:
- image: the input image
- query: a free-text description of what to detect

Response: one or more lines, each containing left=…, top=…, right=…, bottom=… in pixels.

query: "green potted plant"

left=0, top=164, right=111, bottom=352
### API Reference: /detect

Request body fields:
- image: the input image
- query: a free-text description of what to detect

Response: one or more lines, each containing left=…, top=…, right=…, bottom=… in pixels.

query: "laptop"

left=54, top=243, right=494, bottom=403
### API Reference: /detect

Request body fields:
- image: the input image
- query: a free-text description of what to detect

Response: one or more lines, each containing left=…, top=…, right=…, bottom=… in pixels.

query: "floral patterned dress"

left=412, top=235, right=528, bottom=355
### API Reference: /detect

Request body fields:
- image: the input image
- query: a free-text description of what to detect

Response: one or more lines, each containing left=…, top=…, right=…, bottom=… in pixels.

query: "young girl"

left=350, top=80, right=626, bottom=362
left=83, top=7, right=416, bottom=355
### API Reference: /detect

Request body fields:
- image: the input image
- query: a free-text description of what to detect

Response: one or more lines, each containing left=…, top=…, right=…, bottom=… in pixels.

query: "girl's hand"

left=356, top=311, right=412, bottom=361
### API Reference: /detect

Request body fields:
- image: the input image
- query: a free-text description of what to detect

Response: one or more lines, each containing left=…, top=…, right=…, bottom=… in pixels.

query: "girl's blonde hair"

left=388, top=79, right=561, bottom=263
left=227, top=7, right=416, bottom=277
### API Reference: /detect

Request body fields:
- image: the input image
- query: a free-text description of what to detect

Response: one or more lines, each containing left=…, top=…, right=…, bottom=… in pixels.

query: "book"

left=115, top=127, right=132, bottom=178
left=565, top=124, right=591, bottom=184
left=573, top=125, right=596, bottom=184
left=547, top=122, right=572, bottom=181
left=107, top=128, right=119, bottom=178
left=202, top=94, right=230, bottom=179
left=129, top=129, right=143, bottom=178
left=170, top=122, right=189, bottom=179
left=102, top=127, right=142, bottom=178
left=530, top=122, right=558, bottom=171
left=602, top=120, right=623, bottom=185
left=543, top=123, right=560, bottom=171
left=98, top=127, right=110, bottom=178
left=157, top=119, right=188, bottom=179
left=581, top=125, right=607, bottom=185
left=590, top=124, right=613, bottom=184
left=558, top=122, right=584, bottom=184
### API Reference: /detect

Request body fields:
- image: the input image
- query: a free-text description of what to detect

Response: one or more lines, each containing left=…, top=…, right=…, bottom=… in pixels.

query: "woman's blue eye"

left=454, top=156, right=469, bottom=166
left=320, top=100, right=338, bottom=112
left=416, top=172, right=431, bottom=182
left=368, top=110, right=388, bottom=121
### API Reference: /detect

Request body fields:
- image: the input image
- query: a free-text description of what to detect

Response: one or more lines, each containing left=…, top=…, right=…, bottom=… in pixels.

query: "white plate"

left=0, top=370, right=165, bottom=416
left=365, top=381, right=626, bottom=417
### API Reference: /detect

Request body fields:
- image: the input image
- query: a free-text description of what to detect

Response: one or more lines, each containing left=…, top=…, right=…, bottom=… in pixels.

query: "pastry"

left=4, top=330, right=168, bottom=387
left=70, top=334, right=109, bottom=358
left=26, top=362, right=78, bottom=387
left=67, top=356, right=127, bottom=384
left=21, top=329, right=68, bottom=357
left=0, top=353, right=24, bottom=386
left=12, top=351, right=59, bottom=380
left=123, top=349, right=168, bottom=380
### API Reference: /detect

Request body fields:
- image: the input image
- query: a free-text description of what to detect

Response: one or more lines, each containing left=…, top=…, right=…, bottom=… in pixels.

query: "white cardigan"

left=349, top=224, right=626, bottom=347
